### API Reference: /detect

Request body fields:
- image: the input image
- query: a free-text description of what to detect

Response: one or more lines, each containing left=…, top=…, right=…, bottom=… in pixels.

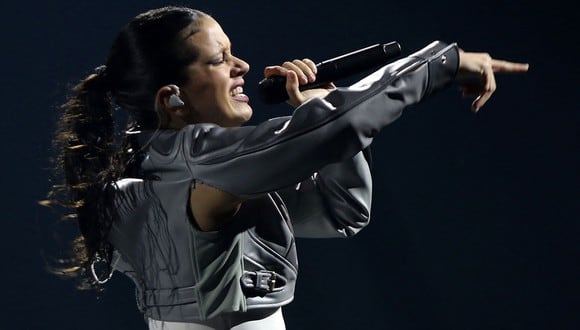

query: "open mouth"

left=230, top=86, right=249, bottom=102
left=230, top=86, right=243, bottom=96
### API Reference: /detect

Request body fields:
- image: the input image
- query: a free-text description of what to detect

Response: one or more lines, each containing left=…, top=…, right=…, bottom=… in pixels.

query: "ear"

left=155, top=85, right=187, bottom=128
left=155, top=85, right=187, bottom=126
left=155, top=84, right=185, bottom=111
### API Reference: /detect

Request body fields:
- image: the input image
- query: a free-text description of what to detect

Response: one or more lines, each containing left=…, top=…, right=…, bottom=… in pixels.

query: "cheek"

left=192, top=76, right=229, bottom=103
left=185, top=81, right=217, bottom=109
left=183, top=69, right=232, bottom=120
left=185, top=87, right=228, bottom=123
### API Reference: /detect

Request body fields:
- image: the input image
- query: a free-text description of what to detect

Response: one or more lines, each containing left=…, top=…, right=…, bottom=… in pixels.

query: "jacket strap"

left=144, top=285, right=198, bottom=307
left=241, top=270, right=283, bottom=297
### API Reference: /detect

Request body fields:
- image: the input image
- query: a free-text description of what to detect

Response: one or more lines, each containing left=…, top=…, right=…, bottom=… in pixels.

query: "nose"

left=231, top=55, right=249, bottom=77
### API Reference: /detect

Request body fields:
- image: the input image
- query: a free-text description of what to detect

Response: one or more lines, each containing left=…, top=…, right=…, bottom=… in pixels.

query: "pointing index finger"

left=491, top=60, right=530, bottom=73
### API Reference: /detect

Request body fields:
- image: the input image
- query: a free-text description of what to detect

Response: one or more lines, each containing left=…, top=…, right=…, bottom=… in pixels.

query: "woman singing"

left=48, top=6, right=528, bottom=330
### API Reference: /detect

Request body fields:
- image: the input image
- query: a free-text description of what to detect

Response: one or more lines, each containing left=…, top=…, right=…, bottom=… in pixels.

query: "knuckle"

left=483, top=54, right=492, bottom=64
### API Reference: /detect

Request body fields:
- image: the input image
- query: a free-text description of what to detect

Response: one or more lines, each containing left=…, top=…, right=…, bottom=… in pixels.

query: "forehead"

left=183, top=16, right=230, bottom=53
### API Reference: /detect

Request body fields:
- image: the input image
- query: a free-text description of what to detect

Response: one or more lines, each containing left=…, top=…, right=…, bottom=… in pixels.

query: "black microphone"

left=258, top=41, right=401, bottom=104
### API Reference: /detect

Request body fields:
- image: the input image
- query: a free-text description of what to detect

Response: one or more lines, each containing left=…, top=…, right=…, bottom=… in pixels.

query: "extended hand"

left=457, top=50, right=529, bottom=112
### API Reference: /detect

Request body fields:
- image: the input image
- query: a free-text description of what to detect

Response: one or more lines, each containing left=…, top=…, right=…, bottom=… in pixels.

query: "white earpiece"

left=167, top=84, right=185, bottom=107
left=168, top=94, right=185, bottom=107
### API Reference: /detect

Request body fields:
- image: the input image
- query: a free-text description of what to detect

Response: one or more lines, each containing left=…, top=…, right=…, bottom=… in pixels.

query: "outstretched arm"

left=265, top=48, right=529, bottom=113
left=177, top=42, right=528, bottom=231
left=265, top=47, right=528, bottom=237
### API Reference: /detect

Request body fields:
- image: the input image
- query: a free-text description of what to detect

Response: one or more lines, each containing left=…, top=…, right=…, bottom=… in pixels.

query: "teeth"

left=231, top=86, right=243, bottom=96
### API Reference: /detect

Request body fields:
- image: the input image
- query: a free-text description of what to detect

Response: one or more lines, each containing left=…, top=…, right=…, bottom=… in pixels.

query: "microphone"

left=258, top=41, right=402, bottom=104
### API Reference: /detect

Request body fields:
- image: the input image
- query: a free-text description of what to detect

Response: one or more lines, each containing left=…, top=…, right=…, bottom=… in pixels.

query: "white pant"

left=148, top=308, right=285, bottom=330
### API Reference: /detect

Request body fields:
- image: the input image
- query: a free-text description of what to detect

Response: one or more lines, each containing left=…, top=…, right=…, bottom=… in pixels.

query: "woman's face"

left=179, top=16, right=252, bottom=127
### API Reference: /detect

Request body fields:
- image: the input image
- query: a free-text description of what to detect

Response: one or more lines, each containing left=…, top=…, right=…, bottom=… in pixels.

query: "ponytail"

left=48, top=65, right=125, bottom=288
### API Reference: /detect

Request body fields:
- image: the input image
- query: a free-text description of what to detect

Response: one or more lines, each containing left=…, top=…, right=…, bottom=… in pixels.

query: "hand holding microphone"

left=263, top=59, right=333, bottom=107
left=259, top=41, right=402, bottom=105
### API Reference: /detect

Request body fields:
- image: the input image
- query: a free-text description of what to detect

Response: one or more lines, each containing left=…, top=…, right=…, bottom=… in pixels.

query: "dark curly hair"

left=45, top=6, right=208, bottom=289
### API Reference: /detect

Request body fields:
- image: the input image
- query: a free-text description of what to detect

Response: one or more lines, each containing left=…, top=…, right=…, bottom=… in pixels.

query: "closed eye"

left=209, top=49, right=234, bottom=66
left=209, top=57, right=225, bottom=65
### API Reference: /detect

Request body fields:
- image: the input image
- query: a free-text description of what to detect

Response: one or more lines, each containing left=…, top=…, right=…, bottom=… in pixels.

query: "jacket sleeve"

left=143, top=41, right=459, bottom=198
left=277, top=148, right=372, bottom=238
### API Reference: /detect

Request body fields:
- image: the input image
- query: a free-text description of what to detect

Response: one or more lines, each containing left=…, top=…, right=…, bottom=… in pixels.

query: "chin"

left=234, top=105, right=253, bottom=123
left=235, top=113, right=252, bottom=126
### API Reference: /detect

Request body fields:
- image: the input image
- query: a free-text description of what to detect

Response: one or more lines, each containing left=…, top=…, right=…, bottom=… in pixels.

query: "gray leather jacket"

left=108, top=41, right=459, bottom=322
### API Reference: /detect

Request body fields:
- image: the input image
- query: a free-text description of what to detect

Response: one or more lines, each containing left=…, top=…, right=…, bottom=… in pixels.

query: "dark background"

left=3, top=0, right=578, bottom=329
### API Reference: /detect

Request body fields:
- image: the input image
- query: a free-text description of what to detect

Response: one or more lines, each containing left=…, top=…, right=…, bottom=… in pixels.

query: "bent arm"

left=143, top=41, right=458, bottom=198
left=278, top=148, right=372, bottom=238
